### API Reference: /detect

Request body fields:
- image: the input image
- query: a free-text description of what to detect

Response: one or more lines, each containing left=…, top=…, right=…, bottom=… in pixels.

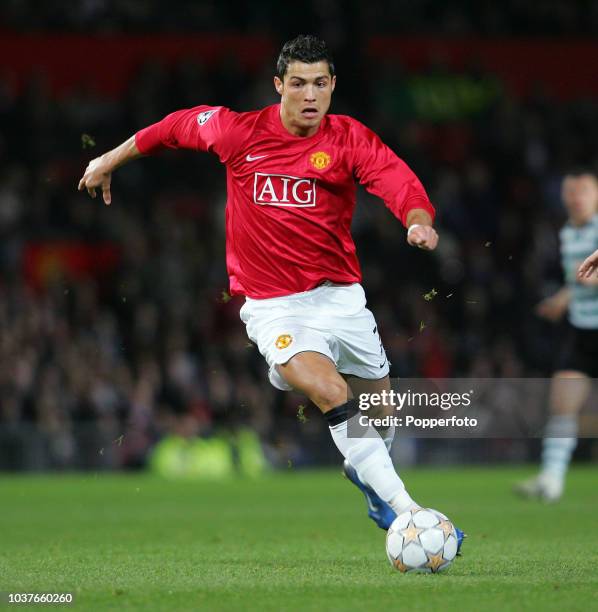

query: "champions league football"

left=386, top=508, right=459, bottom=573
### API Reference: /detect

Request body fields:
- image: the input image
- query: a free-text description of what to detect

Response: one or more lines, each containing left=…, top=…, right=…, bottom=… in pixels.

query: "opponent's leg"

left=516, top=371, right=589, bottom=501
left=278, top=352, right=416, bottom=522
left=540, top=372, right=588, bottom=496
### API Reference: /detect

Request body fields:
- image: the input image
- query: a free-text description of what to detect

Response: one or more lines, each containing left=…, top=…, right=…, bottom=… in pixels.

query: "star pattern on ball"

left=426, top=551, right=446, bottom=572
left=438, top=519, right=454, bottom=538
left=393, top=557, right=409, bottom=573
left=400, top=520, right=424, bottom=544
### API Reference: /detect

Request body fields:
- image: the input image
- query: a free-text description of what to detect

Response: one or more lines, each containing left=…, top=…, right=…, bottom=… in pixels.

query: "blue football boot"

left=342, top=460, right=397, bottom=530
left=455, top=527, right=466, bottom=555
left=342, top=459, right=467, bottom=554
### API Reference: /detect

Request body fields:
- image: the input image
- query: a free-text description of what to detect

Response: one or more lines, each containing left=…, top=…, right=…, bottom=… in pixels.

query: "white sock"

left=377, top=424, right=395, bottom=453
left=330, top=419, right=415, bottom=514
left=540, top=414, right=578, bottom=482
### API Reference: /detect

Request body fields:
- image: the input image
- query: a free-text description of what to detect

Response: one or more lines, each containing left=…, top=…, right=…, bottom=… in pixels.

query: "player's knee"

left=310, top=378, right=348, bottom=412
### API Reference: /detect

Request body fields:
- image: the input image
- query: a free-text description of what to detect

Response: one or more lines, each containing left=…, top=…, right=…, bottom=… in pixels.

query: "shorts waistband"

left=244, top=282, right=359, bottom=304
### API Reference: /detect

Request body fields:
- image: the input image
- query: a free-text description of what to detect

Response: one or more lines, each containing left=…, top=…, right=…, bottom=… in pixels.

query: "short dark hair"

left=565, top=167, right=597, bottom=179
left=276, top=35, right=335, bottom=79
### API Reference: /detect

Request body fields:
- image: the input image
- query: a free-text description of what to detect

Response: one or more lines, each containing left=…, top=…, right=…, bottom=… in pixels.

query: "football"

left=386, top=508, right=459, bottom=573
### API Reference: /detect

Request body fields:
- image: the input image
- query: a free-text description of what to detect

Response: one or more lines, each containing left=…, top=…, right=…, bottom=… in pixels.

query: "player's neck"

left=569, top=214, right=593, bottom=227
left=279, top=107, right=320, bottom=138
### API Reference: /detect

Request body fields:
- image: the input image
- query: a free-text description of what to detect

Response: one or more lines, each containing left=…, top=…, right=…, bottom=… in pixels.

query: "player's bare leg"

left=516, top=371, right=590, bottom=501
left=278, top=352, right=416, bottom=522
left=278, top=351, right=348, bottom=411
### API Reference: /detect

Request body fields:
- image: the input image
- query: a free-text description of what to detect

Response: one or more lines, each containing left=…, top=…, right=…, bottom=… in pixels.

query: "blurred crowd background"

left=1, top=1, right=597, bottom=471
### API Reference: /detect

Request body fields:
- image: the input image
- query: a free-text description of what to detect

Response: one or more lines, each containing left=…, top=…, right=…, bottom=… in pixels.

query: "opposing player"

left=578, top=247, right=598, bottom=280
left=78, top=35, right=464, bottom=547
left=516, top=170, right=598, bottom=501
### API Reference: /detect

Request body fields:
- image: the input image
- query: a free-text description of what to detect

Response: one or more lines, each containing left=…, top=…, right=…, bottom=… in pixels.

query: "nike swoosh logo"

left=246, top=154, right=268, bottom=162
left=365, top=494, right=379, bottom=512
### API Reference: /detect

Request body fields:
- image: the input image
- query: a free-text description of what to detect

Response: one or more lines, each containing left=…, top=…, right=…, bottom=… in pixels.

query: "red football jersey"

left=135, top=104, right=434, bottom=299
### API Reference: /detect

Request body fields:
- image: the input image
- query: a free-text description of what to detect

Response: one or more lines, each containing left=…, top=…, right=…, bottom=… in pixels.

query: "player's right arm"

left=78, top=136, right=141, bottom=205
left=535, top=287, right=571, bottom=322
left=78, top=106, right=238, bottom=205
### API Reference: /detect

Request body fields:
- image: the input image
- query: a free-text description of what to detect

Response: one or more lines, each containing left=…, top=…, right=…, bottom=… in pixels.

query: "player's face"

left=562, top=175, right=598, bottom=224
left=274, top=61, right=336, bottom=137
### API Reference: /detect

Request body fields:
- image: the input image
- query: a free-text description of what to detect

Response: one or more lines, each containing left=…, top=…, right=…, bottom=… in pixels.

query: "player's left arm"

left=577, top=248, right=598, bottom=285
left=405, top=209, right=438, bottom=250
left=351, top=120, right=438, bottom=251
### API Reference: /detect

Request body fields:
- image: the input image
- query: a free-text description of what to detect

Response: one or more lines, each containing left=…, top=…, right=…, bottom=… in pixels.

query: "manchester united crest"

left=309, top=151, right=331, bottom=170
left=275, top=334, right=293, bottom=349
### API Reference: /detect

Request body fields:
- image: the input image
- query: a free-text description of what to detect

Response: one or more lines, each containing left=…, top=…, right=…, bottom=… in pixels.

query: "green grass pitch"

left=1, top=466, right=597, bottom=611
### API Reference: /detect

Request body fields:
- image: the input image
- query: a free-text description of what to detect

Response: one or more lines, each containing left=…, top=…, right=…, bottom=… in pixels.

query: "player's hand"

left=577, top=249, right=598, bottom=282
left=407, top=225, right=439, bottom=250
left=535, top=295, right=567, bottom=322
left=78, top=156, right=113, bottom=205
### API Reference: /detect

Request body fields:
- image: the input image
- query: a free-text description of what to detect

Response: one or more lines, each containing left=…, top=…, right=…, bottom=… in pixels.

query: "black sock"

left=323, top=399, right=358, bottom=426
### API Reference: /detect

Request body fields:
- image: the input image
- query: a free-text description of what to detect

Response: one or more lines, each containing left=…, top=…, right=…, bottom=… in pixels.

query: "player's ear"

left=331, top=75, right=336, bottom=93
left=274, top=76, right=283, bottom=96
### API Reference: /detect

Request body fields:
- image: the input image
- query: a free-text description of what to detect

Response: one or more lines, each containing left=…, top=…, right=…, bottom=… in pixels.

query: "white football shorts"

left=239, top=282, right=390, bottom=391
